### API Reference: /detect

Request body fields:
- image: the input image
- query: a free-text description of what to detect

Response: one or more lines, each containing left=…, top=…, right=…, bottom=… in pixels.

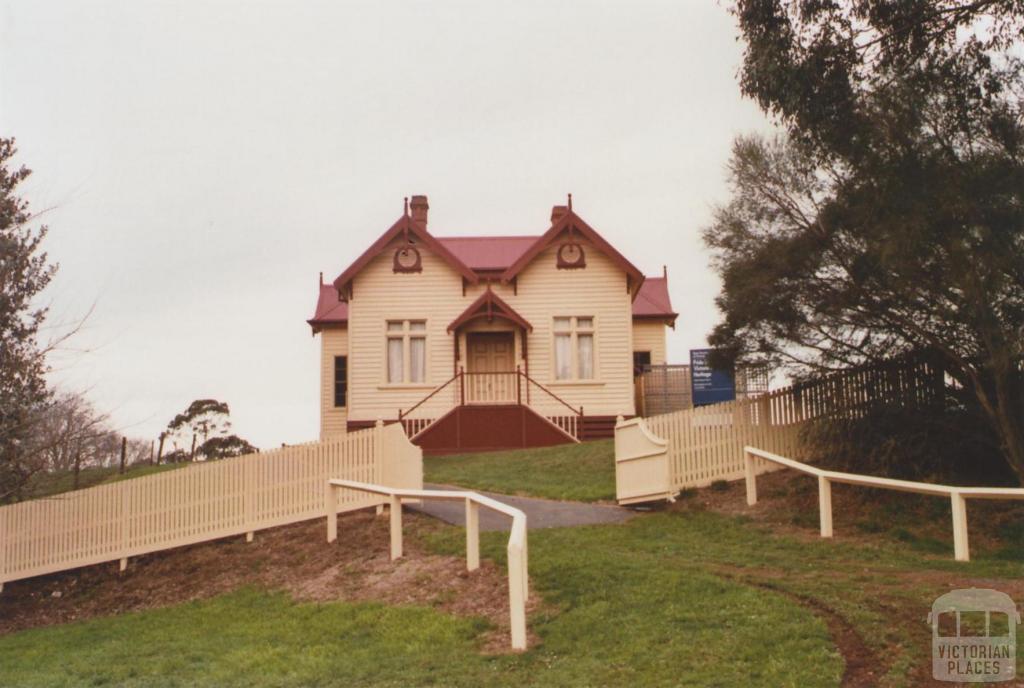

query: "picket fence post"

left=119, top=485, right=129, bottom=572
left=0, top=508, right=7, bottom=593
left=244, top=456, right=255, bottom=542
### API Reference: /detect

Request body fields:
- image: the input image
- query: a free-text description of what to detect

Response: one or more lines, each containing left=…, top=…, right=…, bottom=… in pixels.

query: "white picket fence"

left=0, top=422, right=422, bottom=589
left=615, top=397, right=805, bottom=504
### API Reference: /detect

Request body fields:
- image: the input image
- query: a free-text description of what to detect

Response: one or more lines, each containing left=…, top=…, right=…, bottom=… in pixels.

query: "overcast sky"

left=1, top=0, right=772, bottom=449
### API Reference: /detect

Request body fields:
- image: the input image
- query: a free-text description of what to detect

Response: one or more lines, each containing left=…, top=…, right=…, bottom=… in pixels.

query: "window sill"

left=376, top=384, right=435, bottom=391
left=546, top=380, right=606, bottom=387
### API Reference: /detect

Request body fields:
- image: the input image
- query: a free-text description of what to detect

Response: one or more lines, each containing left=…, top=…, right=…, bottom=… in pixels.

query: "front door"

left=466, top=332, right=516, bottom=403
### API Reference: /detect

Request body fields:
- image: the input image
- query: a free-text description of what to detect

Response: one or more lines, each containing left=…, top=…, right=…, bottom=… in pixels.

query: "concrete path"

left=408, top=483, right=633, bottom=532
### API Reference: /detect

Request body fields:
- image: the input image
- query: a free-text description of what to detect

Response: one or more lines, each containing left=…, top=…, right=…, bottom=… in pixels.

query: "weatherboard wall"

left=336, top=235, right=638, bottom=424
left=319, top=326, right=348, bottom=438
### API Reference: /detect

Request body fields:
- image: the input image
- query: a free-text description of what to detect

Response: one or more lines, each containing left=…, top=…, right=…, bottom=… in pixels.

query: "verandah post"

left=744, top=450, right=758, bottom=506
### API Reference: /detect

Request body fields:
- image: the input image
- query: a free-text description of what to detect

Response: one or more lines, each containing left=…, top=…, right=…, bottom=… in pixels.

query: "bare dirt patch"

left=0, top=509, right=540, bottom=651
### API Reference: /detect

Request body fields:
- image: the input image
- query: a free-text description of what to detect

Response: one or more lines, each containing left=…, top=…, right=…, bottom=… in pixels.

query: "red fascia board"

left=332, top=215, right=478, bottom=294
left=447, top=289, right=533, bottom=333
left=499, top=210, right=645, bottom=294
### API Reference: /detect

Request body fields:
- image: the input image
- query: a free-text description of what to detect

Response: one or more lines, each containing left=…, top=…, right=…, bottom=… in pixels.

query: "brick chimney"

left=410, top=195, right=429, bottom=228
left=550, top=205, right=568, bottom=224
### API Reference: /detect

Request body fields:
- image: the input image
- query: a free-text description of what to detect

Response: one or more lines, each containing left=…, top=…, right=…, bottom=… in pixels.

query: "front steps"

left=411, top=404, right=576, bottom=455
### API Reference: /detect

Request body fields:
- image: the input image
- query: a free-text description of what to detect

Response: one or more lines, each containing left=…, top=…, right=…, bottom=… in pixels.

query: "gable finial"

left=319, top=271, right=323, bottom=286
left=403, top=196, right=409, bottom=216
left=567, top=193, right=573, bottom=212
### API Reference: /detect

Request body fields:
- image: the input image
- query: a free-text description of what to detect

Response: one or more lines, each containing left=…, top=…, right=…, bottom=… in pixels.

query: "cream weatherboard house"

left=309, top=195, right=677, bottom=453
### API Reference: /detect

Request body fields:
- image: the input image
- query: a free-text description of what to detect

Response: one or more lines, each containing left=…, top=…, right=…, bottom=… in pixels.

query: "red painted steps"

left=411, top=404, right=576, bottom=456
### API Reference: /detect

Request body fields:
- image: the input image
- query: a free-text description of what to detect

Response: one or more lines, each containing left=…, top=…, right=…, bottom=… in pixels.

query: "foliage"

left=424, top=440, right=616, bottom=502
left=0, top=138, right=58, bottom=501
left=709, top=2, right=1024, bottom=480
left=801, top=404, right=1015, bottom=485
left=164, top=399, right=254, bottom=460
left=23, top=461, right=184, bottom=501
left=197, top=434, right=257, bottom=460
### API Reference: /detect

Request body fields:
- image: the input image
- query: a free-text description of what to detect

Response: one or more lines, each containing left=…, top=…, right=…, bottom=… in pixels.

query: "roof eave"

left=332, top=214, right=480, bottom=294
left=499, top=209, right=645, bottom=294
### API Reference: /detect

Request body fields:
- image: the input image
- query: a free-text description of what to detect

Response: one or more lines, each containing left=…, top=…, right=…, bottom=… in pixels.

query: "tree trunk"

left=992, top=372, right=1024, bottom=485
left=190, top=433, right=196, bottom=462
left=156, top=434, right=164, bottom=465
left=73, top=450, right=81, bottom=490
left=119, top=436, right=127, bottom=475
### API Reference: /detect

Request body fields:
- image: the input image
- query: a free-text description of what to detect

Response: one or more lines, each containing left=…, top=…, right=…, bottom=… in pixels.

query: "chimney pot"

left=550, top=205, right=568, bottom=224
left=410, top=195, right=429, bottom=228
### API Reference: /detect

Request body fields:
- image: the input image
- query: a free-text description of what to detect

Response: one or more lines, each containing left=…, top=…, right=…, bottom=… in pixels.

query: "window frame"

left=552, top=316, right=597, bottom=382
left=385, top=319, right=428, bottom=384
left=333, top=355, right=348, bottom=408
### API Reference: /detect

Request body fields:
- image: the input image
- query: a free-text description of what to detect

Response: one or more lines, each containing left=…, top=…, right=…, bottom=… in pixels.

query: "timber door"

left=465, top=332, right=516, bottom=403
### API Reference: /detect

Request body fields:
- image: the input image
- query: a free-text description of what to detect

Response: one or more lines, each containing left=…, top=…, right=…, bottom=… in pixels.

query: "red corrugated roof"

left=435, top=236, right=539, bottom=271
left=308, top=283, right=349, bottom=329
left=633, top=277, right=677, bottom=322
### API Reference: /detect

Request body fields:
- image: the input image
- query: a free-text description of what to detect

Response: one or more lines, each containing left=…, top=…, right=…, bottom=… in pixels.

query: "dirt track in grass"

left=0, top=509, right=539, bottom=652
left=687, top=472, right=1024, bottom=687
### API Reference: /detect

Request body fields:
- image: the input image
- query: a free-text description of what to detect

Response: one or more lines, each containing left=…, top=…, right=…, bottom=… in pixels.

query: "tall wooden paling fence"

left=616, top=352, right=946, bottom=503
left=0, top=422, right=422, bottom=590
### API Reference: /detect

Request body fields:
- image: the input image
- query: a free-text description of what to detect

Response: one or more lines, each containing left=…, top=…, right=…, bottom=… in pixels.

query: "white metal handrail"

left=744, top=446, right=1024, bottom=562
left=325, top=479, right=529, bottom=650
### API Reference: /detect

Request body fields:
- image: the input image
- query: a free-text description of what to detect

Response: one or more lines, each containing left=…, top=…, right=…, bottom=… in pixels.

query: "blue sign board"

left=689, top=349, right=736, bottom=407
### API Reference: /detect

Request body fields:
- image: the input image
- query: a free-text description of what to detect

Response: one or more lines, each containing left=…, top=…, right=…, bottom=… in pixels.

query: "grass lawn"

left=3, top=498, right=1021, bottom=686
left=23, top=462, right=185, bottom=500
left=4, top=442, right=1023, bottom=686
left=424, top=440, right=616, bottom=502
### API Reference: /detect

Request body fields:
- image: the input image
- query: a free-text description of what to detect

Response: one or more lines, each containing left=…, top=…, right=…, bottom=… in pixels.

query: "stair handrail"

left=398, top=371, right=462, bottom=421
left=517, top=370, right=583, bottom=418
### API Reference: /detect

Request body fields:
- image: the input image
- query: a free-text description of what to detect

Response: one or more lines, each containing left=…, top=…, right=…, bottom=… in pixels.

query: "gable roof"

left=633, top=276, right=677, bottom=325
left=332, top=213, right=478, bottom=296
left=448, top=288, right=533, bottom=333
left=308, top=282, right=349, bottom=332
left=499, top=208, right=645, bottom=294
left=310, top=198, right=678, bottom=332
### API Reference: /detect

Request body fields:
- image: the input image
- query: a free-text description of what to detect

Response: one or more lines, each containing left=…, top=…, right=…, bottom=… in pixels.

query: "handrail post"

left=744, top=450, right=758, bottom=505
left=325, top=483, right=338, bottom=543
left=389, top=494, right=403, bottom=560
left=950, top=490, right=969, bottom=562
left=508, top=543, right=527, bottom=650
left=465, top=498, right=479, bottom=571
left=818, top=475, right=833, bottom=538
left=459, top=370, right=465, bottom=406
left=515, top=366, right=522, bottom=406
